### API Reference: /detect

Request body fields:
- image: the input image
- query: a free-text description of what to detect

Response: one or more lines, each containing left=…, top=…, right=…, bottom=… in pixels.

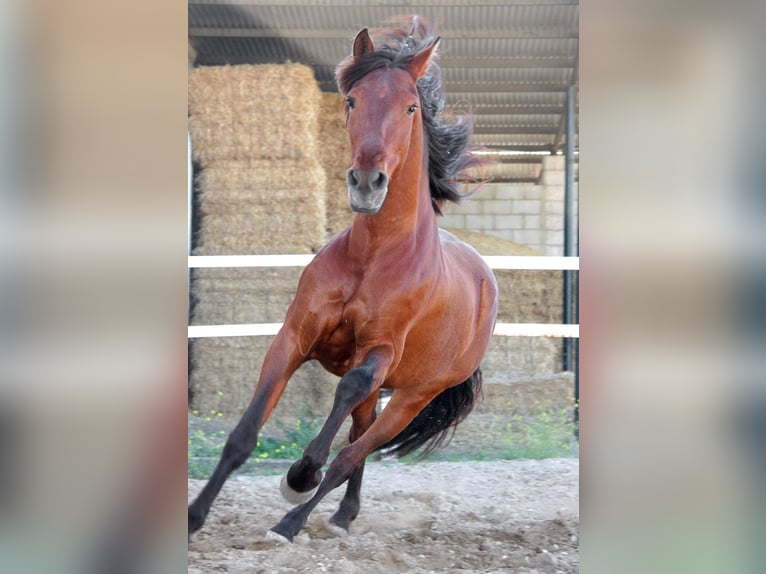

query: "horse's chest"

left=312, top=297, right=362, bottom=375
left=312, top=285, right=396, bottom=374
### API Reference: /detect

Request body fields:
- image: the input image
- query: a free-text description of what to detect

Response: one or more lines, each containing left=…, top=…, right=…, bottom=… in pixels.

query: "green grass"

left=497, top=402, right=579, bottom=460
left=188, top=410, right=323, bottom=479
left=188, top=400, right=578, bottom=478
left=398, top=400, right=579, bottom=464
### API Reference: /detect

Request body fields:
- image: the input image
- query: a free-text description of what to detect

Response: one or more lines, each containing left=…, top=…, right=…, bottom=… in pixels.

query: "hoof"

left=280, top=474, right=318, bottom=505
left=324, top=519, right=349, bottom=538
left=188, top=506, right=205, bottom=537
left=264, top=529, right=291, bottom=544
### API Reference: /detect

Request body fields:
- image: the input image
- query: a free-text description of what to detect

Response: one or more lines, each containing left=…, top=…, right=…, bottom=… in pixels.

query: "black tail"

left=377, top=368, right=483, bottom=459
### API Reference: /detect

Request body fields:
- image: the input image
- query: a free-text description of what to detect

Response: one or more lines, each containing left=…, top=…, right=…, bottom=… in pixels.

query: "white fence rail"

left=189, top=254, right=579, bottom=271
left=187, top=255, right=579, bottom=339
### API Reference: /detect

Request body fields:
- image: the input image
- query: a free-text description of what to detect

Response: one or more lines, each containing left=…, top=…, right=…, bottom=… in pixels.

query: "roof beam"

left=441, top=58, right=577, bottom=69
left=551, top=52, right=578, bottom=152
left=474, top=126, right=560, bottom=135
left=475, top=144, right=555, bottom=153
left=189, top=27, right=577, bottom=40
left=189, top=0, right=578, bottom=8
left=316, top=80, right=571, bottom=93
left=455, top=106, right=565, bottom=115
left=487, top=177, right=541, bottom=184
left=437, top=82, right=570, bottom=93
left=492, top=156, right=544, bottom=164
left=310, top=58, right=577, bottom=70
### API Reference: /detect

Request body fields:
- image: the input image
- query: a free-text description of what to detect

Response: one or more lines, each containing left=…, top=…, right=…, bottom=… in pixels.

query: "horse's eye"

left=407, top=104, right=418, bottom=115
left=345, top=97, right=355, bottom=111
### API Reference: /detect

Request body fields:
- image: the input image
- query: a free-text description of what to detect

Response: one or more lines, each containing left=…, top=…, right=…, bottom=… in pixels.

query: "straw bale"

left=316, top=93, right=355, bottom=236
left=189, top=337, right=338, bottom=424
left=490, top=269, right=562, bottom=325
left=474, top=373, right=575, bottom=417
left=445, top=228, right=540, bottom=257
left=190, top=267, right=303, bottom=326
left=482, top=335, right=562, bottom=383
left=189, top=333, right=564, bottom=423
left=188, top=64, right=321, bottom=164
left=196, top=159, right=324, bottom=203
left=193, top=159, right=326, bottom=255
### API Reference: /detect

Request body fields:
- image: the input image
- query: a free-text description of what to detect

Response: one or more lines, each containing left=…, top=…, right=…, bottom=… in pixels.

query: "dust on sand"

left=189, top=458, right=578, bottom=573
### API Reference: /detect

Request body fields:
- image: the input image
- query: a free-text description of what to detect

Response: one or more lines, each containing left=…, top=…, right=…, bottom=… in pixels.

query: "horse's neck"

left=348, top=137, right=437, bottom=261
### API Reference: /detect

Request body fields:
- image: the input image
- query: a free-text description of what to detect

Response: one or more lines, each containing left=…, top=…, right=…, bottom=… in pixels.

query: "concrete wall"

left=440, top=156, right=579, bottom=256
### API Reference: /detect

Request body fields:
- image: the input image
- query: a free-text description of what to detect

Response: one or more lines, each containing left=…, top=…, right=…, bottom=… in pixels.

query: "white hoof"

left=324, top=520, right=349, bottom=538
left=279, top=474, right=317, bottom=505
left=264, top=529, right=291, bottom=544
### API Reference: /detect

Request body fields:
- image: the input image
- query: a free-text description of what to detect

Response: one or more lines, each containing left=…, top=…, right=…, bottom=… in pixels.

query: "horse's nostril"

left=347, top=169, right=361, bottom=188
left=370, top=171, right=387, bottom=190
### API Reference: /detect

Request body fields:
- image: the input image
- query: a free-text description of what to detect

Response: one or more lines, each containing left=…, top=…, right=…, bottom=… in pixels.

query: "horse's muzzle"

left=346, top=168, right=389, bottom=214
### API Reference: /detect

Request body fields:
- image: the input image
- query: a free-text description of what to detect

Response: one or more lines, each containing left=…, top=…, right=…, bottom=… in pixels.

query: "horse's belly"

left=383, top=319, right=485, bottom=389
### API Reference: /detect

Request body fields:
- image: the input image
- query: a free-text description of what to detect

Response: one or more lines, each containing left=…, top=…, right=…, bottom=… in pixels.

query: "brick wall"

left=440, top=155, right=579, bottom=256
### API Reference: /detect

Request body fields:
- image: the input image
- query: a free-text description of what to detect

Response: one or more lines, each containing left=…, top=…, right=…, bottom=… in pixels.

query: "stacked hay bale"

left=193, top=160, right=325, bottom=255
left=188, top=64, right=336, bottom=425
left=316, top=92, right=354, bottom=238
left=188, top=64, right=326, bottom=254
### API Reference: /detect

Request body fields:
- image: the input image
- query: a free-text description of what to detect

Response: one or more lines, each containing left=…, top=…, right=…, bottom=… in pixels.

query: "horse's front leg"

left=279, top=354, right=383, bottom=504
left=188, top=326, right=305, bottom=537
left=271, top=349, right=392, bottom=540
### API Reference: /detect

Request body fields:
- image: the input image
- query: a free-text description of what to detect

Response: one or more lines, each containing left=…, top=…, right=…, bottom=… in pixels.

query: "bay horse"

left=188, top=19, right=498, bottom=543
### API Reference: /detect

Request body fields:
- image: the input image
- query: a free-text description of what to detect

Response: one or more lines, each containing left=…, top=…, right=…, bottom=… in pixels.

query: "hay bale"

left=445, top=228, right=540, bottom=256
left=316, top=93, right=354, bottom=237
left=189, top=63, right=335, bottom=424
left=475, top=373, right=575, bottom=417
left=189, top=336, right=338, bottom=425
left=491, top=269, right=562, bottom=324
left=482, top=336, right=562, bottom=383
left=188, top=64, right=321, bottom=164
left=191, top=267, right=304, bottom=326
left=193, top=159, right=326, bottom=255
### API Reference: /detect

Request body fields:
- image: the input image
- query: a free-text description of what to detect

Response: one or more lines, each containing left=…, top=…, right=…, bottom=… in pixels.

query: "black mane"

left=336, top=17, right=488, bottom=215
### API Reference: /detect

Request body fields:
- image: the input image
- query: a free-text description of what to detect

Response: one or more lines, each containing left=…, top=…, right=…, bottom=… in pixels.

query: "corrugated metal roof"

left=189, top=0, right=579, bottom=182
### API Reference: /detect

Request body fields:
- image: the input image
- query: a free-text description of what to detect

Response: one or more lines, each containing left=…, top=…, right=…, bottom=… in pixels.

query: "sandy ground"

left=188, top=458, right=578, bottom=573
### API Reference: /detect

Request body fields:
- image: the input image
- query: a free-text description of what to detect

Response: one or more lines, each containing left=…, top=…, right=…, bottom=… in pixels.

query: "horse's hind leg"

left=188, top=330, right=304, bottom=537
left=280, top=354, right=381, bottom=504
left=328, top=393, right=378, bottom=532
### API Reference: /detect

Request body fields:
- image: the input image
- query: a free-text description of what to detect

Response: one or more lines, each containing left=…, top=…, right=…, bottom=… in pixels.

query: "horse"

left=188, top=18, right=498, bottom=543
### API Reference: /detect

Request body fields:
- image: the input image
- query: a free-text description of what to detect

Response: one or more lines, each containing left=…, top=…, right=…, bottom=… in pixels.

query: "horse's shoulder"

left=438, top=228, right=481, bottom=261
left=300, top=229, right=352, bottom=282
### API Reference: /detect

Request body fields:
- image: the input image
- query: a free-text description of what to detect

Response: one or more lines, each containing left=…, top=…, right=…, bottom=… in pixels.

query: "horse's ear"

left=353, top=28, right=375, bottom=57
left=406, top=37, right=440, bottom=79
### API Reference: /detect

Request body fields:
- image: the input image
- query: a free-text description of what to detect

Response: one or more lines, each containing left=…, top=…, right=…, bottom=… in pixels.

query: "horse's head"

left=339, top=28, right=439, bottom=215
